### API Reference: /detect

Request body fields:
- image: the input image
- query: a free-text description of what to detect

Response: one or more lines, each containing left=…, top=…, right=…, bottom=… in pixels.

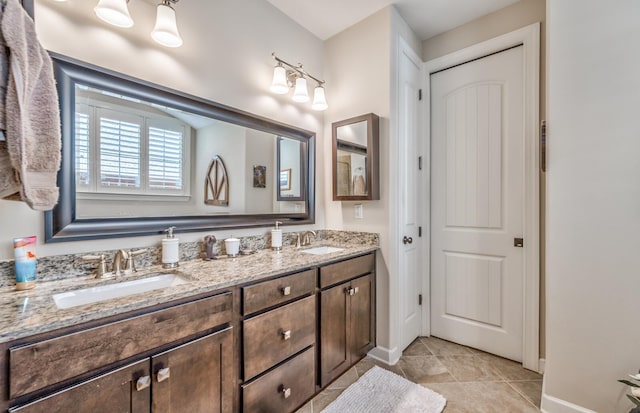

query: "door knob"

left=403, top=236, right=413, bottom=245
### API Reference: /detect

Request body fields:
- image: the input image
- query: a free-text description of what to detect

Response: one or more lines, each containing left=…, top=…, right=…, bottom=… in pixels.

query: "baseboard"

left=368, top=345, right=402, bottom=365
left=540, top=392, right=597, bottom=413
left=539, top=358, right=546, bottom=374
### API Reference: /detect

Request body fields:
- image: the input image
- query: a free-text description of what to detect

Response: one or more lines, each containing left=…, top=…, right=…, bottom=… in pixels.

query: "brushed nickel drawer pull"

left=282, top=286, right=291, bottom=296
left=282, top=386, right=292, bottom=399
left=157, top=367, right=171, bottom=383
left=281, top=330, right=291, bottom=340
left=136, top=376, right=151, bottom=391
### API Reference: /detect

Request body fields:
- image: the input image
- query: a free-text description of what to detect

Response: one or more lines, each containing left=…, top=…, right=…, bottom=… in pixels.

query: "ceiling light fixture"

left=270, top=52, right=328, bottom=111
left=93, top=0, right=183, bottom=47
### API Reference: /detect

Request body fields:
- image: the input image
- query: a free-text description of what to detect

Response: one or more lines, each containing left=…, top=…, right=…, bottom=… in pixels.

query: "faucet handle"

left=295, top=233, right=301, bottom=249
left=82, top=254, right=108, bottom=278
left=125, top=249, right=147, bottom=273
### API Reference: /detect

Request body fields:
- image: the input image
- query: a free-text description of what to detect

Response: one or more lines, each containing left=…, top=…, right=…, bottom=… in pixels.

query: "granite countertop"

left=0, top=242, right=377, bottom=344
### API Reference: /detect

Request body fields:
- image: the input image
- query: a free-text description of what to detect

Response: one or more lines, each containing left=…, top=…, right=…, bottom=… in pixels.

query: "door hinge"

left=418, top=156, right=422, bottom=170
left=418, top=89, right=422, bottom=101
left=514, top=238, right=524, bottom=248
left=541, top=120, right=546, bottom=173
left=418, top=226, right=422, bottom=237
left=418, top=294, right=423, bottom=306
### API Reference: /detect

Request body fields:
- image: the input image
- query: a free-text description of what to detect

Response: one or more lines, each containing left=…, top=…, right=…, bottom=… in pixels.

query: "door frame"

left=421, top=23, right=541, bottom=371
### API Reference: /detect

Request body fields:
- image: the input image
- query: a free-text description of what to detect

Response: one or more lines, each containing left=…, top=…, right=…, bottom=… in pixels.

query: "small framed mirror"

left=332, top=113, right=379, bottom=201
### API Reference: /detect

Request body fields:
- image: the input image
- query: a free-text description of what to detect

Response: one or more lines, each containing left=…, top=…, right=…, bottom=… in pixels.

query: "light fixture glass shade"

left=292, top=77, right=309, bottom=103
left=151, top=3, right=183, bottom=48
left=270, top=65, right=289, bottom=94
left=94, top=0, right=133, bottom=28
left=312, top=85, right=328, bottom=111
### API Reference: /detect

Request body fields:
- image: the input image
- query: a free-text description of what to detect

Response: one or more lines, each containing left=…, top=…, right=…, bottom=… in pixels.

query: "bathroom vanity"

left=0, top=242, right=376, bottom=413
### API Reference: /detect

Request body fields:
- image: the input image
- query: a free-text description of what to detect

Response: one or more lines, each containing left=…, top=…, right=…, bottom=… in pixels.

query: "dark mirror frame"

left=332, top=113, right=379, bottom=201
left=44, top=53, right=315, bottom=242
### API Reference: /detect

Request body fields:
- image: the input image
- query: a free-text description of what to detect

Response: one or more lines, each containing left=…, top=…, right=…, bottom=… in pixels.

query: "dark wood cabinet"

left=152, top=328, right=233, bottom=413
left=9, top=360, right=150, bottom=413
left=319, top=258, right=375, bottom=387
left=7, top=293, right=234, bottom=413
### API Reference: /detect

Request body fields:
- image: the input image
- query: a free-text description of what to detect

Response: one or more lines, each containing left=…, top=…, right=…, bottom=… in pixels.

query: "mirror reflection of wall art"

left=205, top=155, right=229, bottom=206
left=280, top=168, right=291, bottom=191
left=253, top=165, right=266, bottom=188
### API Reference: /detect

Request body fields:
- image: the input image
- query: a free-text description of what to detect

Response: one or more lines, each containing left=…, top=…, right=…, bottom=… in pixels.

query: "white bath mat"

left=322, top=365, right=447, bottom=413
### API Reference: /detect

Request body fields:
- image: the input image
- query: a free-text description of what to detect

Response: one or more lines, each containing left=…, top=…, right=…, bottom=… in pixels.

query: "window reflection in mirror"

left=73, top=84, right=306, bottom=219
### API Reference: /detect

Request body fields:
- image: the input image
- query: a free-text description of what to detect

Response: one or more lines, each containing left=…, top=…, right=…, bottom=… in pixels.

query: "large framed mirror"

left=332, top=113, right=379, bottom=201
left=45, top=54, right=315, bottom=242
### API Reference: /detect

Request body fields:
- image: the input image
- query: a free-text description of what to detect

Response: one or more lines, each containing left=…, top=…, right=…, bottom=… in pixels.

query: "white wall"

left=323, top=6, right=420, bottom=359
left=0, top=0, right=324, bottom=260
left=543, top=1, right=640, bottom=412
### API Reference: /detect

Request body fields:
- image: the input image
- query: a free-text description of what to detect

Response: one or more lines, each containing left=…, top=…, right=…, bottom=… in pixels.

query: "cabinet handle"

left=157, top=367, right=171, bottom=383
left=347, top=287, right=355, bottom=296
left=281, top=286, right=291, bottom=296
left=281, top=386, right=292, bottom=399
left=136, top=376, right=151, bottom=391
left=281, top=329, right=291, bottom=340
left=354, top=287, right=359, bottom=295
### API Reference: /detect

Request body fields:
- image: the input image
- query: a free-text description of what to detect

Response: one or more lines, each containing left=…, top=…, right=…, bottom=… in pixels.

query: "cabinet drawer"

left=242, top=347, right=315, bottom=413
left=9, top=292, right=232, bottom=399
left=243, top=295, right=315, bottom=380
left=319, top=253, right=375, bottom=288
left=242, top=269, right=316, bottom=315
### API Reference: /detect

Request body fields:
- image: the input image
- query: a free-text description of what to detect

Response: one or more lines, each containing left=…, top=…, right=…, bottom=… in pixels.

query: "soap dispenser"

left=162, top=226, right=179, bottom=268
left=271, top=221, right=283, bottom=251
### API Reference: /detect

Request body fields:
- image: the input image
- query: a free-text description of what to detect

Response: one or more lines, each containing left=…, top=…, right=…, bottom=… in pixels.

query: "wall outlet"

left=354, top=204, right=364, bottom=219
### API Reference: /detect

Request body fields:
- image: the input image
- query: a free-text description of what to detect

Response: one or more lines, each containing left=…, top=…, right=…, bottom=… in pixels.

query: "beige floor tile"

left=474, top=352, right=543, bottom=381
left=310, top=388, right=344, bottom=412
left=460, top=382, right=539, bottom=412
left=438, top=355, right=504, bottom=382
left=354, top=356, right=405, bottom=377
left=420, top=336, right=475, bottom=356
left=421, top=382, right=473, bottom=413
left=509, top=380, right=543, bottom=408
left=398, top=355, right=456, bottom=383
left=403, top=338, right=434, bottom=356
left=327, top=366, right=358, bottom=389
left=294, top=400, right=313, bottom=413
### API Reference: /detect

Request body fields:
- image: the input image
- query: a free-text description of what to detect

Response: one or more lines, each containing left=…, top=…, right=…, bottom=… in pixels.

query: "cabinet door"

left=10, top=360, right=150, bottom=413
left=151, top=327, right=233, bottom=413
left=350, top=274, right=374, bottom=360
left=319, top=281, right=350, bottom=387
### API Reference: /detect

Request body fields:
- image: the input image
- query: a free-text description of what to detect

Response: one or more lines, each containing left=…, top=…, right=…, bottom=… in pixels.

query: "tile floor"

left=296, top=336, right=542, bottom=413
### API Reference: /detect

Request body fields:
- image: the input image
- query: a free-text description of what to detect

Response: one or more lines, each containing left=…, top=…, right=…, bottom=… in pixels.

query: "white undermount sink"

left=300, top=246, right=344, bottom=255
left=53, top=273, right=189, bottom=310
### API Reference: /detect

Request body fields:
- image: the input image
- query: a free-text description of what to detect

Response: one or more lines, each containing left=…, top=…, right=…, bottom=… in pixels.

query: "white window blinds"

left=148, top=124, right=183, bottom=190
left=98, top=111, right=142, bottom=189
left=75, top=101, right=189, bottom=197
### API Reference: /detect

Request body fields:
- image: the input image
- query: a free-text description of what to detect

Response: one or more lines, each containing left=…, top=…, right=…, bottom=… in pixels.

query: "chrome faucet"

left=112, top=249, right=129, bottom=276
left=301, top=230, right=316, bottom=247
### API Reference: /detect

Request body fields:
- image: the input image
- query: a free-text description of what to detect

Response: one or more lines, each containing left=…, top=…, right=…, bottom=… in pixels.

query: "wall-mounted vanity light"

left=92, top=0, right=183, bottom=47
left=270, top=53, right=328, bottom=111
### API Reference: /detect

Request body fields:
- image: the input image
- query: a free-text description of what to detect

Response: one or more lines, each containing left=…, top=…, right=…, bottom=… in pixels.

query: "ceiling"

left=265, top=0, right=521, bottom=41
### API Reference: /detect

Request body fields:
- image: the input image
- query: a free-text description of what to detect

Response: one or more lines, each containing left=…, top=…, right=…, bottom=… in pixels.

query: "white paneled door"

left=398, top=40, right=422, bottom=351
left=430, top=46, right=525, bottom=362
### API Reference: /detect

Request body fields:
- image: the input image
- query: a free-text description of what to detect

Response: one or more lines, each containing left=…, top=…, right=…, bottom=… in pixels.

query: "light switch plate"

left=354, top=204, right=363, bottom=219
